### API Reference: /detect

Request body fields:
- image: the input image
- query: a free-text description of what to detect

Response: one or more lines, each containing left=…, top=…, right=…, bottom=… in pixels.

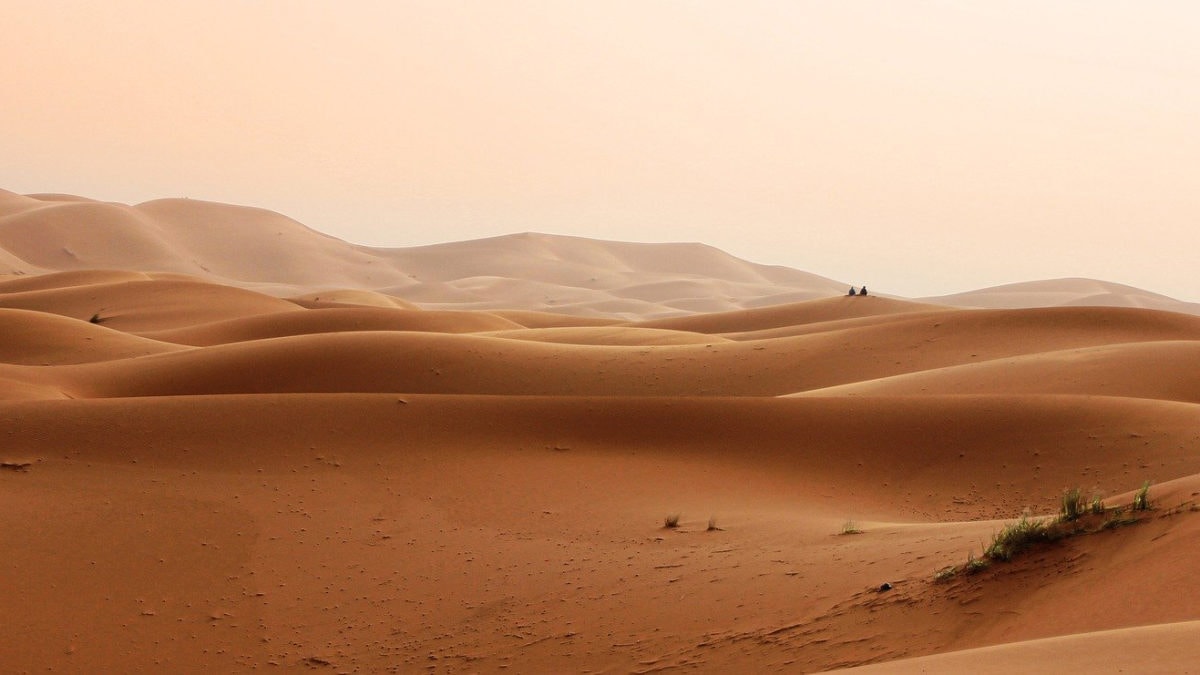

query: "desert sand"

left=3, top=191, right=1200, bottom=672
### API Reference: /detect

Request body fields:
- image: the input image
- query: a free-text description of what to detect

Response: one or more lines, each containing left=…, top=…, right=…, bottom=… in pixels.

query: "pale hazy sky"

left=3, top=1, right=1198, bottom=298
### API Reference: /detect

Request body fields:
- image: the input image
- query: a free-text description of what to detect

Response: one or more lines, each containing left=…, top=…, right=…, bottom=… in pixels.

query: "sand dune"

left=925, top=277, right=1200, bottom=315
left=13, top=302, right=1190, bottom=401
left=629, top=295, right=953, bottom=334
left=4, top=188, right=1200, bottom=671
left=0, top=276, right=302, bottom=332
left=0, top=269, right=155, bottom=293
left=797, top=340, right=1200, bottom=403
left=484, top=325, right=730, bottom=346
left=0, top=308, right=183, bottom=365
left=141, top=307, right=524, bottom=346
left=9, top=190, right=1200, bottom=318
left=5, top=392, right=1200, bottom=671
left=840, top=621, right=1200, bottom=674
left=287, top=289, right=420, bottom=309
left=0, top=191, right=852, bottom=317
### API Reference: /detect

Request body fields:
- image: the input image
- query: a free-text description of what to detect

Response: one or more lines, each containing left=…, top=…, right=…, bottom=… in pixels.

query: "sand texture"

left=3, top=190, right=1200, bottom=672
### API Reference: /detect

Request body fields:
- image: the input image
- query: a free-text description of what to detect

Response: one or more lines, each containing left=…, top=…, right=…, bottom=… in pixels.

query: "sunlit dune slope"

left=0, top=276, right=302, bottom=331
left=0, top=308, right=184, bottom=364
left=798, top=340, right=1200, bottom=403
left=0, top=269, right=155, bottom=293
left=925, top=277, right=1200, bottom=315
left=287, top=289, right=420, bottom=309
left=488, top=308, right=623, bottom=328
left=837, top=620, right=1200, bottom=674
left=140, top=307, right=524, bottom=346
left=628, top=295, right=953, bottom=334
left=484, top=326, right=730, bottom=346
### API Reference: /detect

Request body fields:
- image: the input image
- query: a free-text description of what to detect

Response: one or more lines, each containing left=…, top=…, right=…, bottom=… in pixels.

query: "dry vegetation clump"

left=839, top=520, right=863, bottom=535
left=663, top=514, right=680, bottom=529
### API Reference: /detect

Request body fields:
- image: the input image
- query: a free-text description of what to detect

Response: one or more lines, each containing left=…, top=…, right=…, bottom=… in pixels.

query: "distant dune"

left=7, top=188, right=1197, bottom=318
left=923, top=277, right=1200, bottom=315
left=4, top=187, right=1200, bottom=671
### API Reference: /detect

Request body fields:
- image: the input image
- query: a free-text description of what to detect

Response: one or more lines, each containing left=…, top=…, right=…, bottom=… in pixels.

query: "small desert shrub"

left=985, top=516, right=1054, bottom=562
left=840, top=520, right=863, bottom=535
left=1089, top=494, right=1105, bottom=515
left=663, top=514, right=680, bottom=529
left=1060, top=487, right=1084, bottom=521
left=706, top=516, right=721, bottom=531
left=1133, top=481, right=1151, bottom=511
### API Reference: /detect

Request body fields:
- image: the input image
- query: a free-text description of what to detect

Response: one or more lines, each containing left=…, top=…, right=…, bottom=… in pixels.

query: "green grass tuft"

left=963, top=552, right=989, bottom=575
left=1060, top=487, right=1084, bottom=521
left=984, top=516, right=1055, bottom=562
left=1133, top=481, right=1151, bottom=511
left=840, top=520, right=863, bottom=535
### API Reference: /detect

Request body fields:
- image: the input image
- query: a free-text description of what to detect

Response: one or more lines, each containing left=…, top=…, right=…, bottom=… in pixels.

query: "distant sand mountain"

left=0, top=189, right=845, bottom=318
left=3, top=188, right=1197, bottom=318
left=923, top=278, right=1200, bottom=315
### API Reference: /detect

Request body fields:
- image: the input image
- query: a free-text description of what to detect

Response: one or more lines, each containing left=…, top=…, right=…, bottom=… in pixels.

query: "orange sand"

left=3, top=190, right=1200, bottom=672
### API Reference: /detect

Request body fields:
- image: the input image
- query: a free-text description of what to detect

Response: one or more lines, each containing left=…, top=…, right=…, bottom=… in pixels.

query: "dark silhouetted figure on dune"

left=848, top=286, right=858, bottom=296
left=859, top=286, right=868, bottom=296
